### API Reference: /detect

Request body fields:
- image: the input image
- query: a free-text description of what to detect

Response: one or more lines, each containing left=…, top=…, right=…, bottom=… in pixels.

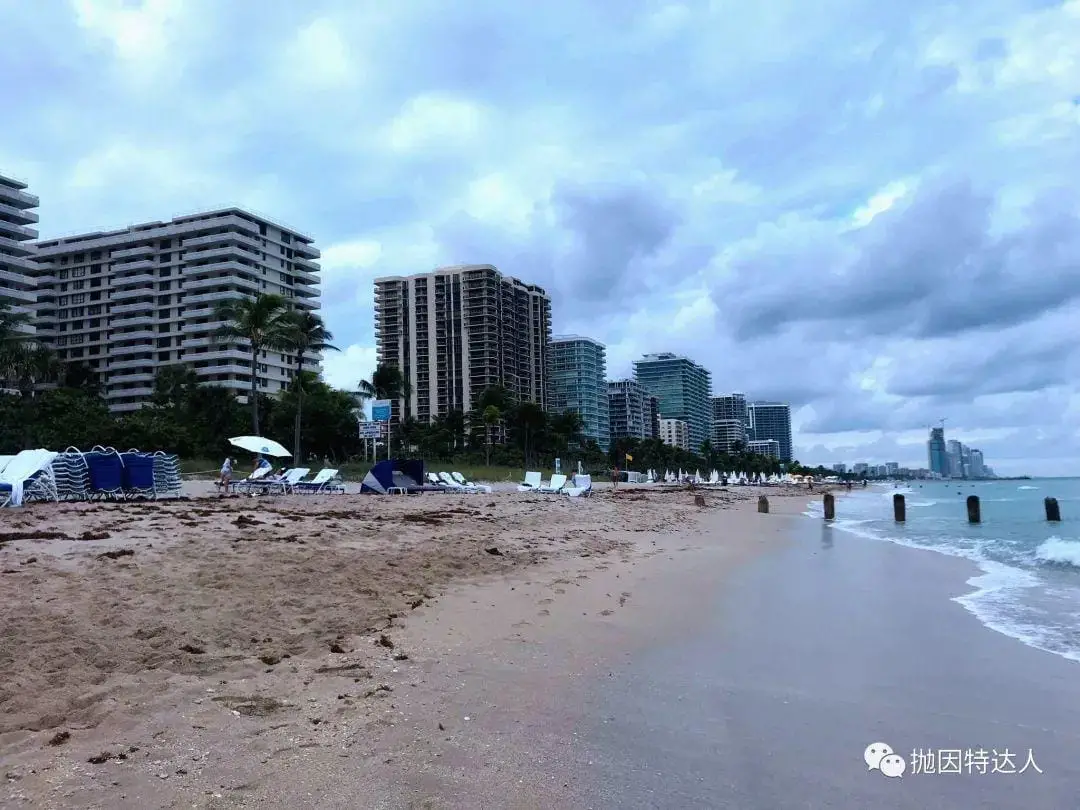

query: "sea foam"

left=1036, top=537, right=1080, bottom=568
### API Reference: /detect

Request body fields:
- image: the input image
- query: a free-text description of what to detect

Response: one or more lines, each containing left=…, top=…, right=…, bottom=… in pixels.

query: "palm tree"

left=0, top=300, right=32, bottom=385
left=0, top=300, right=31, bottom=341
left=214, top=293, right=293, bottom=435
left=357, top=364, right=410, bottom=455
left=285, top=310, right=338, bottom=461
left=482, top=405, right=501, bottom=467
left=356, top=363, right=408, bottom=404
left=1, top=341, right=61, bottom=445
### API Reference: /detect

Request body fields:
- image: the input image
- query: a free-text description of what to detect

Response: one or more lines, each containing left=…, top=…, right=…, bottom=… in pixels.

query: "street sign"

left=371, top=399, right=392, bottom=422
left=359, top=422, right=383, bottom=439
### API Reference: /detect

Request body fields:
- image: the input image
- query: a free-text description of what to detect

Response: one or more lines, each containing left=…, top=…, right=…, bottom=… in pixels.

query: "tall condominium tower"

left=632, top=352, right=712, bottom=452
left=32, top=208, right=321, bottom=411
left=607, top=379, right=659, bottom=444
left=927, top=427, right=948, bottom=477
left=748, top=401, right=793, bottom=462
left=373, top=264, right=551, bottom=423
left=711, top=392, right=750, bottom=453
left=550, top=335, right=609, bottom=450
left=0, top=174, right=39, bottom=335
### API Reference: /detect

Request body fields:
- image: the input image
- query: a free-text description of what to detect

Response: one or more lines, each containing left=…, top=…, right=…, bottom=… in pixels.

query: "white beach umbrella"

left=229, top=435, right=292, bottom=458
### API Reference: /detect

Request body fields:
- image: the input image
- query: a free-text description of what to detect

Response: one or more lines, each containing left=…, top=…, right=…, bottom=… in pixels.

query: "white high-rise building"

left=0, top=174, right=39, bottom=334
left=32, top=208, right=321, bottom=412
left=659, top=417, right=690, bottom=451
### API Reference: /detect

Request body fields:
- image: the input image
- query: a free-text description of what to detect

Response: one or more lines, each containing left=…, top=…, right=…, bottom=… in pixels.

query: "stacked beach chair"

left=0, top=446, right=186, bottom=507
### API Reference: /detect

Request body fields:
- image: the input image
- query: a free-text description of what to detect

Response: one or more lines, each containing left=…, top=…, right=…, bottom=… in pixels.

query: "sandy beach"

left=0, top=483, right=808, bottom=809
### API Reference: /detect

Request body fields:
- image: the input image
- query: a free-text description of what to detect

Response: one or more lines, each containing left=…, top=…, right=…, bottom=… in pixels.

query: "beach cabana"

left=361, top=459, right=431, bottom=494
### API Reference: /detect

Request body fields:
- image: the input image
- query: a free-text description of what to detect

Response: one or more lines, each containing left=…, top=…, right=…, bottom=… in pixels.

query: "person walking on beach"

left=612, top=465, right=620, bottom=491
left=218, top=457, right=233, bottom=495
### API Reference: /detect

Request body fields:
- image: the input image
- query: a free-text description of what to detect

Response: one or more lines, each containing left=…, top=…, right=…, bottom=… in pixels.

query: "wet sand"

left=0, top=483, right=806, bottom=808
left=574, top=513, right=1080, bottom=809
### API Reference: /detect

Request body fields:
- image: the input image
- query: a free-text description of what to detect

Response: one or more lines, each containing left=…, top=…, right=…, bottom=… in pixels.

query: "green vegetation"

left=1, top=298, right=833, bottom=479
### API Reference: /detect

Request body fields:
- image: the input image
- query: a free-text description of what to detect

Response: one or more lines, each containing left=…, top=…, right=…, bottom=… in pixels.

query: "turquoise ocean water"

left=805, top=479, right=1080, bottom=664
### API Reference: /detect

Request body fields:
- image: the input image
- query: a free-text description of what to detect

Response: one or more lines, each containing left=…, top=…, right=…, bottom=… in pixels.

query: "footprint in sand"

left=538, top=598, right=553, bottom=605
left=554, top=588, right=566, bottom=595
left=619, top=592, right=631, bottom=606
left=537, top=609, right=550, bottom=616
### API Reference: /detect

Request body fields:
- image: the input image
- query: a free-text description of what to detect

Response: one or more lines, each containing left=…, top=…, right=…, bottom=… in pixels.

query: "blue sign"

left=371, top=399, right=392, bottom=422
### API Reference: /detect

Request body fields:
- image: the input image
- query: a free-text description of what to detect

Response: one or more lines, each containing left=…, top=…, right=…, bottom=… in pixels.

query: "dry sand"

left=0, top=483, right=819, bottom=809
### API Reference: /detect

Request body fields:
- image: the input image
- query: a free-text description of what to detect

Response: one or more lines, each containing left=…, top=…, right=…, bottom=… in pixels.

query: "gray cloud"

left=716, top=180, right=1080, bottom=344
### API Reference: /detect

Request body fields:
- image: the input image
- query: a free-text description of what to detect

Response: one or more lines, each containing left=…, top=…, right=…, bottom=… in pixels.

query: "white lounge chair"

left=517, top=471, right=543, bottom=492
left=293, top=468, right=345, bottom=494
left=243, top=467, right=309, bottom=495
left=0, top=449, right=60, bottom=507
left=232, top=464, right=273, bottom=493
left=538, top=473, right=567, bottom=494
left=437, top=471, right=485, bottom=493
left=450, top=472, right=492, bottom=493
left=429, top=472, right=459, bottom=491
left=564, top=474, right=593, bottom=498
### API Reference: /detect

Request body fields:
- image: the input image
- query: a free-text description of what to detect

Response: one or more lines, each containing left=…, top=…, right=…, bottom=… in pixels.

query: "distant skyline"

left=3, top=1, right=1078, bottom=476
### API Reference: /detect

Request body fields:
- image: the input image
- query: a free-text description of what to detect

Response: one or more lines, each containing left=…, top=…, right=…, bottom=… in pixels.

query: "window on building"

left=59, top=270, right=69, bottom=280
left=72, top=294, right=86, bottom=304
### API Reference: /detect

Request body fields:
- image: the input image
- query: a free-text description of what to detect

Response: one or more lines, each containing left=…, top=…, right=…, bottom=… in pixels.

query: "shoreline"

left=0, top=484, right=811, bottom=809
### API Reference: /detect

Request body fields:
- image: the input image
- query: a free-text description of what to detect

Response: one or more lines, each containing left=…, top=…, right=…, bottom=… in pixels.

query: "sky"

left=2, top=0, right=1079, bottom=476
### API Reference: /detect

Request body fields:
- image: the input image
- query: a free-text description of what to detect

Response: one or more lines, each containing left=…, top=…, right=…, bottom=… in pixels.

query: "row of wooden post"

left=756, top=494, right=1063, bottom=523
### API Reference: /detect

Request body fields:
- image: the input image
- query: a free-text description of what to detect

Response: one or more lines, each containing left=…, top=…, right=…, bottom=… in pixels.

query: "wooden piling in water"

left=823, top=492, right=835, bottom=520
left=694, top=494, right=706, bottom=508
left=966, top=495, right=981, bottom=524
left=893, top=493, right=906, bottom=523
left=1045, top=497, right=1061, bottom=522
left=758, top=496, right=769, bottom=514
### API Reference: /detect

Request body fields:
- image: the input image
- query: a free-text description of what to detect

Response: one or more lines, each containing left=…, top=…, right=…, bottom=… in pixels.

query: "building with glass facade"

left=550, top=334, right=609, bottom=450
left=748, top=401, right=793, bottom=462
left=711, top=393, right=751, bottom=452
left=632, top=353, right=712, bottom=452
left=927, top=427, right=948, bottom=477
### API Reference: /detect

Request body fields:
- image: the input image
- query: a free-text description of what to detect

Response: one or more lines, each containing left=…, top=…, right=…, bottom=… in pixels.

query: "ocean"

left=807, top=479, right=1080, bottom=665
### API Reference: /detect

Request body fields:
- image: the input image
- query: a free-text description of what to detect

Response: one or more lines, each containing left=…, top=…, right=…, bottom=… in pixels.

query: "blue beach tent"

left=361, top=459, right=429, bottom=494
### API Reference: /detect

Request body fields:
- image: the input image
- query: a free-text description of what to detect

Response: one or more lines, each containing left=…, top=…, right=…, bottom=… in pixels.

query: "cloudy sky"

left=2, top=0, right=1079, bottom=475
